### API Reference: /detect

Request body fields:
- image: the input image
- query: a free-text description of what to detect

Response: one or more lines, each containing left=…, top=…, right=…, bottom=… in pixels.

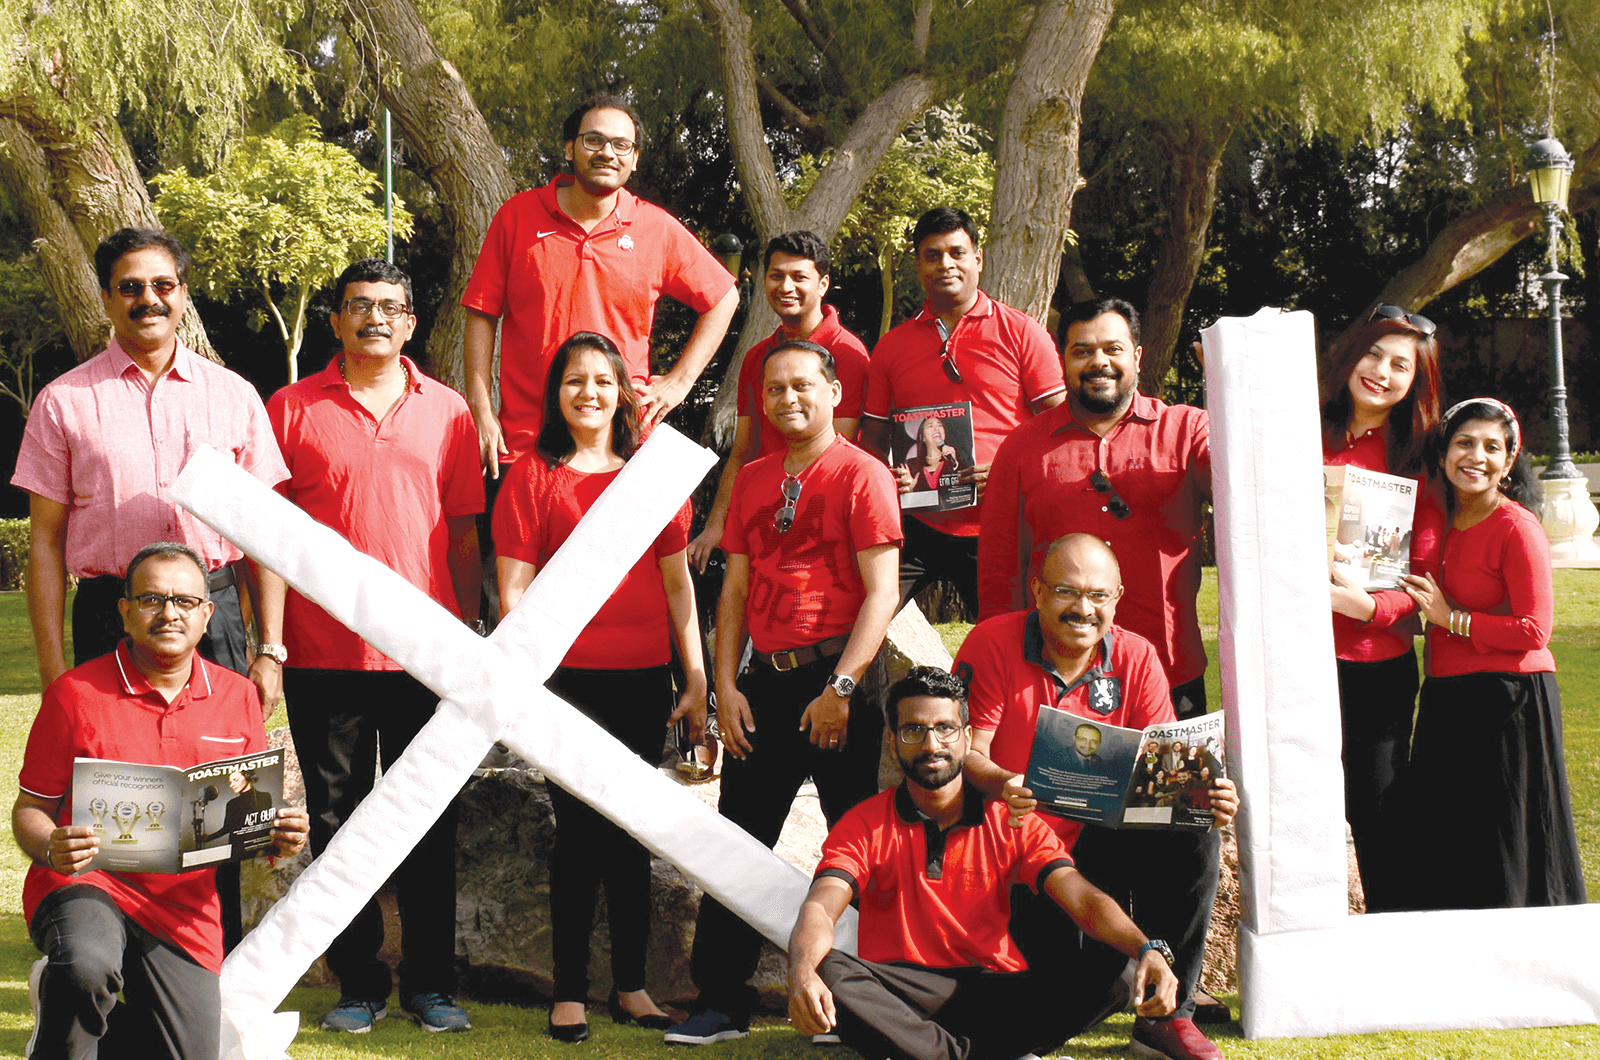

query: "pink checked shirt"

left=11, top=339, right=288, bottom=577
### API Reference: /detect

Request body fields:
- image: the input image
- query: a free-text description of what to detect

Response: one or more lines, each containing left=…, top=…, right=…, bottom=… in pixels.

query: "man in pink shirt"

left=12, top=227, right=289, bottom=698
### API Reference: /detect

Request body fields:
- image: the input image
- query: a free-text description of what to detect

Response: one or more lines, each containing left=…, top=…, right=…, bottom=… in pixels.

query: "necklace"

left=339, top=355, right=410, bottom=390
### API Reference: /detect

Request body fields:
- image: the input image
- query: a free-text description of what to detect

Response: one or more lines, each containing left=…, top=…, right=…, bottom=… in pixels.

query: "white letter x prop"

left=169, top=428, right=858, bottom=1059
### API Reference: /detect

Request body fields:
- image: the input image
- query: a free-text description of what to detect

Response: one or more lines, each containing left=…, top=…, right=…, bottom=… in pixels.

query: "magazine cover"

left=72, top=748, right=286, bottom=874
left=1024, top=709, right=1226, bottom=831
left=888, top=402, right=976, bottom=511
left=1324, top=464, right=1417, bottom=590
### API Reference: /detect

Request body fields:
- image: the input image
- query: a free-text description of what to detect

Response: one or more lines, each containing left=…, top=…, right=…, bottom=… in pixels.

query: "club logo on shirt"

left=618, top=235, right=635, bottom=251
left=1087, top=676, right=1122, bottom=716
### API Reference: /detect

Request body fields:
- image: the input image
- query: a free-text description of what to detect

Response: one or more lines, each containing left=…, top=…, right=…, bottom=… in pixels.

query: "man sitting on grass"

left=11, top=542, right=309, bottom=1060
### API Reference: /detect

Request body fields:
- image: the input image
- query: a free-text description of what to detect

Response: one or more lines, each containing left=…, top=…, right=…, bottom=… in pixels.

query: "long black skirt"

left=1393, top=670, right=1588, bottom=911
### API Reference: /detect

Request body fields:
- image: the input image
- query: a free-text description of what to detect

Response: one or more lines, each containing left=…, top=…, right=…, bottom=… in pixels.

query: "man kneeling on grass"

left=785, top=667, right=1179, bottom=1060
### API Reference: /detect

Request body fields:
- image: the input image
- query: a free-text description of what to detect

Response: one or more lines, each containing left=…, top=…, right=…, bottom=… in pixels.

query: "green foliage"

left=0, top=255, right=67, bottom=418
left=0, top=520, right=28, bottom=594
left=153, top=117, right=412, bottom=381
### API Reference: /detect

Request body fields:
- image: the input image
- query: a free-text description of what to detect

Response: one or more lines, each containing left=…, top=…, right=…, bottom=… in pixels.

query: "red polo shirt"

left=720, top=437, right=901, bottom=653
left=955, top=610, right=1175, bottom=848
left=268, top=357, right=484, bottom=670
left=862, top=293, right=1065, bottom=537
left=19, top=643, right=268, bottom=973
left=816, top=784, right=1073, bottom=972
left=1425, top=501, right=1555, bottom=677
left=492, top=455, right=692, bottom=669
left=736, top=306, right=871, bottom=460
left=977, top=394, right=1210, bottom=686
left=1323, top=426, right=1445, bottom=663
left=461, top=177, right=736, bottom=462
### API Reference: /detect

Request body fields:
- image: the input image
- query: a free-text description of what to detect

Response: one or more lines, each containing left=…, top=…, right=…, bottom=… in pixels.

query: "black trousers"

left=1335, top=648, right=1417, bottom=911
left=897, top=517, right=979, bottom=619
left=690, top=653, right=884, bottom=1016
left=29, top=885, right=219, bottom=1060
left=283, top=667, right=461, bottom=1000
left=544, top=664, right=675, bottom=1002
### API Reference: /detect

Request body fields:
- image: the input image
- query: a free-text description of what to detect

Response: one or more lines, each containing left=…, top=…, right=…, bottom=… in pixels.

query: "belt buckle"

left=771, top=649, right=801, bottom=672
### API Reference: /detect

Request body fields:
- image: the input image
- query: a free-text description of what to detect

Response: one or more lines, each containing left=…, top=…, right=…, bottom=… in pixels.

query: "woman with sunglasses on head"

left=1396, top=398, right=1586, bottom=911
left=1318, top=304, right=1445, bottom=910
left=493, top=332, right=707, bottom=1041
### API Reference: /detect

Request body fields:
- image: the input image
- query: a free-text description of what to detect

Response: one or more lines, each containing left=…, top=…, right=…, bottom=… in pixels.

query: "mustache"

left=1082, top=368, right=1119, bottom=381
left=356, top=325, right=393, bottom=339
left=130, top=304, right=171, bottom=320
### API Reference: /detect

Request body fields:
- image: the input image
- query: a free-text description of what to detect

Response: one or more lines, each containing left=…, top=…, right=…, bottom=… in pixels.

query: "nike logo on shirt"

left=537, top=230, right=558, bottom=238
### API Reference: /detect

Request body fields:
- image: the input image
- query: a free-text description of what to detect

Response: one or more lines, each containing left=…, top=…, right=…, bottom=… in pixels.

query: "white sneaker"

left=26, top=956, right=45, bottom=1058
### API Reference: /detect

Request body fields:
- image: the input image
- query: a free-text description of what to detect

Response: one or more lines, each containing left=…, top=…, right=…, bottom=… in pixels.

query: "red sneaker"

left=1131, top=1016, right=1222, bottom=1060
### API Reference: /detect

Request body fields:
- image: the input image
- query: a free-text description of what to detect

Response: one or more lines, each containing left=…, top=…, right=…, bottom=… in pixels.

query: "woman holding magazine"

left=1319, top=305, right=1443, bottom=910
left=1397, top=398, right=1586, bottom=910
left=494, top=332, right=708, bottom=1041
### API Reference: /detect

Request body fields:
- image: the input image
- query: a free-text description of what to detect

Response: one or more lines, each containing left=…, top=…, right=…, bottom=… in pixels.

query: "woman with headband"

left=1318, top=304, right=1444, bottom=910
left=1397, top=397, right=1586, bottom=910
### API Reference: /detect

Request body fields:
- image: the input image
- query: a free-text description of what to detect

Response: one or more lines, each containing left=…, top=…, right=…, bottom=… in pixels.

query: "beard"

left=899, top=749, right=963, bottom=790
left=1076, top=372, right=1134, bottom=415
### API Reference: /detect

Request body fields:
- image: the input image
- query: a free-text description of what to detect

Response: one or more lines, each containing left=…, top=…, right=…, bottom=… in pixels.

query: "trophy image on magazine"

left=889, top=402, right=976, bottom=511
left=1023, top=709, right=1226, bottom=831
left=1324, top=463, right=1417, bottom=591
left=72, top=748, right=286, bottom=874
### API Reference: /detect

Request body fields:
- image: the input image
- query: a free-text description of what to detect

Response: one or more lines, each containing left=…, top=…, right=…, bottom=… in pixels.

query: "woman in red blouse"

left=494, top=332, right=708, bottom=1040
left=1318, top=306, right=1442, bottom=909
left=1398, top=398, right=1586, bottom=910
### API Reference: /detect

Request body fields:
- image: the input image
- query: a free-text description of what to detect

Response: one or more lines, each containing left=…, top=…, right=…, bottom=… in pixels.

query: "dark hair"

left=888, top=666, right=969, bottom=728
left=124, top=542, right=209, bottom=599
left=562, top=93, right=644, bottom=150
left=1058, top=297, right=1142, bottom=350
left=535, top=332, right=641, bottom=466
left=909, top=207, right=979, bottom=255
left=1422, top=399, right=1541, bottom=517
left=761, top=338, right=836, bottom=382
left=764, top=230, right=832, bottom=279
left=333, top=258, right=414, bottom=310
left=95, top=228, right=192, bottom=291
left=1319, top=315, right=1442, bottom=475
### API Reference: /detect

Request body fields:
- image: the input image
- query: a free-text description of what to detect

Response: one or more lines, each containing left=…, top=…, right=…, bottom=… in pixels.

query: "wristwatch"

left=256, top=643, right=289, bottom=665
left=825, top=674, right=857, bottom=698
left=1139, top=938, right=1175, bottom=968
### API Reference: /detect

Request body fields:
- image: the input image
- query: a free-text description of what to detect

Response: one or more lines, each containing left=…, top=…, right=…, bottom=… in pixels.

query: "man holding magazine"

left=956, top=534, right=1237, bottom=1060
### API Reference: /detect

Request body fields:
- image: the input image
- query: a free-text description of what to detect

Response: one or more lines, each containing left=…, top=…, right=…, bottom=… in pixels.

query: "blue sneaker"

left=321, top=997, right=388, bottom=1033
left=402, top=992, right=472, bottom=1032
left=664, top=1008, right=749, bottom=1044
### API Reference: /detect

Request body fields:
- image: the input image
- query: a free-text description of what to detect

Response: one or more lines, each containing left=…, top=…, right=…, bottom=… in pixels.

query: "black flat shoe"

left=548, top=1019, right=590, bottom=1043
left=608, top=989, right=675, bottom=1030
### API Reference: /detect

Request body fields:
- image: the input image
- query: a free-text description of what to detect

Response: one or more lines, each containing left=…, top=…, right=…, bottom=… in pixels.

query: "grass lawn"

left=0, top=580, right=1597, bottom=1058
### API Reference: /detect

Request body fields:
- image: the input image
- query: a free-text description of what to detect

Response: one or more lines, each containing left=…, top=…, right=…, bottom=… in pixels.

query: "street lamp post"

left=1526, top=136, right=1599, bottom=561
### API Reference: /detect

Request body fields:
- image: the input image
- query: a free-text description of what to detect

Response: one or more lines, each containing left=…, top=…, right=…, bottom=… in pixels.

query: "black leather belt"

left=751, top=634, right=850, bottom=672
left=207, top=564, right=237, bottom=592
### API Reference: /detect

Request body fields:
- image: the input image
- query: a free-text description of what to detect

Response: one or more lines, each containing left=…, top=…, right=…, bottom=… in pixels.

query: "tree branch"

left=775, top=0, right=850, bottom=93
left=757, top=76, right=825, bottom=139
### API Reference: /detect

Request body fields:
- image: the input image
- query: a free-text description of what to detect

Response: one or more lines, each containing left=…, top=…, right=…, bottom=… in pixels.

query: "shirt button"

left=1101, top=506, right=1109, bottom=513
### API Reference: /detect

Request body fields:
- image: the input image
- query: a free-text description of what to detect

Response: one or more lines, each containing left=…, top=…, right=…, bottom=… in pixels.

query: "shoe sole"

left=322, top=1008, right=387, bottom=1033
left=664, top=1029, right=750, bottom=1045
left=406, top=1012, right=472, bottom=1033
left=1130, top=1035, right=1220, bottom=1060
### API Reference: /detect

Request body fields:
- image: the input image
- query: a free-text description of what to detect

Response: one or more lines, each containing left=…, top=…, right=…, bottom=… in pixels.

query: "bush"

left=0, top=519, right=27, bottom=591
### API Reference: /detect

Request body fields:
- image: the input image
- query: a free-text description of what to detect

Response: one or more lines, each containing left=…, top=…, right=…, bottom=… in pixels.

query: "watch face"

left=830, top=675, right=856, bottom=696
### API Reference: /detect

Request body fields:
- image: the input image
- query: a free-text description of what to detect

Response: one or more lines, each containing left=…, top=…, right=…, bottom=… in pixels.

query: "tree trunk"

left=983, top=0, right=1114, bottom=323
left=1058, top=236, right=1097, bottom=307
left=339, top=0, right=518, bottom=391
left=0, top=104, right=215, bottom=362
left=1139, top=119, right=1232, bottom=393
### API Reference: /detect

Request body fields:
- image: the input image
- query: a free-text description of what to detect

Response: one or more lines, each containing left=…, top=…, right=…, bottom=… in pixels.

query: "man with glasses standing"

left=665, top=339, right=900, bottom=1046
left=857, top=207, right=1065, bottom=619
left=462, top=92, right=739, bottom=477
left=13, top=227, right=288, bottom=699
left=254, top=258, right=483, bottom=1034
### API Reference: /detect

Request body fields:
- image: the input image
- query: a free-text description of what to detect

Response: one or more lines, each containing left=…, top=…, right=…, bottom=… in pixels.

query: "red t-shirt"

left=955, top=611, right=1175, bottom=849
left=720, top=437, right=901, bottom=653
left=19, top=644, right=268, bottom=973
left=863, top=292, right=1065, bottom=537
left=1425, top=501, right=1555, bottom=677
left=493, top=454, right=692, bottom=669
left=1323, top=426, right=1445, bottom=663
left=736, top=306, right=870, bottom=460
left=977, top=395, right=1211, bottom=686
left=816, top=784, right=1073, bottom=972
left=461, top=178, right=737, bottom=463
left=268, top=358, right=485, bottom=670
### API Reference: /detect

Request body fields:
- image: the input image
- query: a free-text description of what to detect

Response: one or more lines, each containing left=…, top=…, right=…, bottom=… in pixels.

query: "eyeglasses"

left=1091, top=469, right=1130, bottom=519
left=115, top=279, right=182, bottom=298
left=128, top=592, right=207, bottom=613
left=1368, top=304, right=1436, bottom=337
left=938, top=338, right=963, bottom=384
left=774, top=475, right=803, bottom=534
left=576, top=132, right=638, bottom=156
left=1047, top=585, right=1115, bottom=604
left=897, top=722, right=964, bottom=746
left=342, top=298, right=411, bottom=320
